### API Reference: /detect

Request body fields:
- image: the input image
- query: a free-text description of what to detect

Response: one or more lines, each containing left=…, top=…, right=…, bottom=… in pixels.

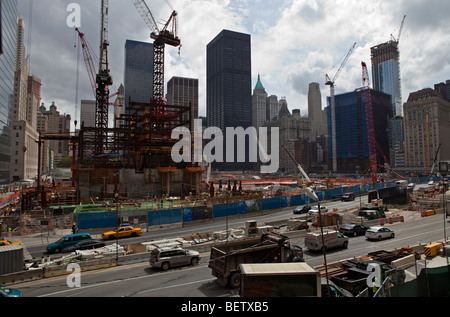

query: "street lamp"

left=115, top=193, right=119, bottom=262
left=305, top=187, right=330, bottom=296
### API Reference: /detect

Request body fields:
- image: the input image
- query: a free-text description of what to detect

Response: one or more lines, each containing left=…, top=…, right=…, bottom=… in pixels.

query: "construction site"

left=0, top=4, right=431, bottom=236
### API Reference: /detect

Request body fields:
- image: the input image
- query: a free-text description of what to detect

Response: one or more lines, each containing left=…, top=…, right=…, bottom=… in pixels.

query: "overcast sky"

left=17, top=0, right=450, bottom=130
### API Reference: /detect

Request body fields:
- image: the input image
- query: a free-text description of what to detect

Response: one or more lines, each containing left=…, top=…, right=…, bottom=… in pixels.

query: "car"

left=365, top=226, right=395, bottom=241
left=341, top=193, right=355, bottom=202
left=0, top=285, right=22, bottom=297
left=102, top=225, right=142, bottom=240
left=149, top=246, right=200, bottom=270
left=308, top=205, right=328, bottom=215
left=293, top=205, right=311, bottom=214
left=63, top=239, right=106, bottom=253
left=339, top=223, right=369, bottom=237
left=407, top=183, right=415, bottom=190
left=0, top=240, right=21, bottom=247
left=46, top=233, right=92, bottom=254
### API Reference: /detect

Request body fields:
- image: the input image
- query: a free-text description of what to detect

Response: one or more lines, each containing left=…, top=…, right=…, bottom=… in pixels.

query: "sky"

left=17, top=0, right=450, bottom=130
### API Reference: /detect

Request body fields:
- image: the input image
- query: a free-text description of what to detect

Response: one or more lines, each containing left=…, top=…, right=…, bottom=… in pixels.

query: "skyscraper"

left=124, top=40, right=153, bottom=111
left=327, top=89, right=392, bottom=172
left=371, top=41, right=402, bottom=116
left=166, top=76, right=199, bottom=131
left=308, top=82, right=327, bottom=140
left=206, top=30, right=252, bottom=171
left=80, top=100, right=96, bottom=128
left=252, top=74, right=267, bottom=130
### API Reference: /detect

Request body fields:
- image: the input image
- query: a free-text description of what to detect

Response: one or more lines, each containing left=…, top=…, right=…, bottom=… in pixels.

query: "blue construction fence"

left=76, top=177, right=440, bottom=229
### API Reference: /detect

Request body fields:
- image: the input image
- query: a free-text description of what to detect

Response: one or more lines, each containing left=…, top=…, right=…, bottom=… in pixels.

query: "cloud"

left=18, top=0, right=450, bottom=123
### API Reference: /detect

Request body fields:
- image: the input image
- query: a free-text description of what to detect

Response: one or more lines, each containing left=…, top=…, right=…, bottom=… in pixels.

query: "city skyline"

left=16, top=0, right=450, bottom=131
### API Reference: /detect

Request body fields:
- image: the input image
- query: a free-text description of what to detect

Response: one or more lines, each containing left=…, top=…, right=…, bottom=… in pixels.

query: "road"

left=25, top=195, right=366, bottom=259
left=14, top=207, right=449, bottom=297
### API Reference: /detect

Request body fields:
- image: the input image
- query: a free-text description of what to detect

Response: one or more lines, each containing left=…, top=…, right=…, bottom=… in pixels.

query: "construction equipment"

left=391, top=15, right=406, bottom=43
left=95, top=0, right=113, bottom=151
left=362, top=61, right=378, bottom=182
left=209, top=233, right=304, bottom=288
left=326, top=43, right=357, bottom=172
left=281, top=144, right=313, bottom=186
left=132, top=0, right=180, bottom=102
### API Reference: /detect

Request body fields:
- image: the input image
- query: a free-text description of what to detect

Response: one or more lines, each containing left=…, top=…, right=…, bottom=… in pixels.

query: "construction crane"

left=281, top=144, right=313, bottom=187
left=361, top=61, right=378, bottom=183
left=132, top=0, right=180, bottom=102
left=326, top=42, right=357, bottom=172
left=75, top=27, right=123, bottom=109
left=391, top=15, right=406, bottom=43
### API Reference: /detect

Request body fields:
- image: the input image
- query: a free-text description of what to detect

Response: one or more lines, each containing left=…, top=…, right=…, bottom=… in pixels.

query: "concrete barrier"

left=43, top=257, right=117, bottom=278
left=0, top=268, right=44, bottom=285
left=391, top=254, right=416, bottom=269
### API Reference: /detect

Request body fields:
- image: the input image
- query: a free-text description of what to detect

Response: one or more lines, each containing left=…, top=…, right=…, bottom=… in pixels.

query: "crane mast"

left=326, top=42, right=356, bottom=172
left=96, top=0, right=113, bottom=152
left=362, top=61, right=377, bottom=182
left=132, top=0, right=180, bottom=102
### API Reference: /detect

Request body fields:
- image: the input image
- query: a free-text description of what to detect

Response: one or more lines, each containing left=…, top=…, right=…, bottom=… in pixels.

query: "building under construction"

left=76, top=99, right=204, bottom=202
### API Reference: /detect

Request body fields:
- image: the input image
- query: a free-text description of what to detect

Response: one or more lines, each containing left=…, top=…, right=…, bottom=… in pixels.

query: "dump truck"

left=239, top=263, right=321, bottom=297
left=208, top=232, right=304, bottom=288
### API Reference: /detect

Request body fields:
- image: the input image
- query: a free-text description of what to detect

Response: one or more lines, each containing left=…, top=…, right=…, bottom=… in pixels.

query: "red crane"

left=362, top=61, right=378, bottom=182
left=75, top=28, right=123, bottom=108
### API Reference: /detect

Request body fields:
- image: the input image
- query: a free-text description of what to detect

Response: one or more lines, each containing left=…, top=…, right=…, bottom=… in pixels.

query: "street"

left=13, top=209, right=449, bottom=297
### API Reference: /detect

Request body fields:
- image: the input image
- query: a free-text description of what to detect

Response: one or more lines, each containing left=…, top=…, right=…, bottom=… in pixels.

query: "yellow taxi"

left=0, top=240, right=21, bottom=247
left=102, top=225, right=142, bottom=240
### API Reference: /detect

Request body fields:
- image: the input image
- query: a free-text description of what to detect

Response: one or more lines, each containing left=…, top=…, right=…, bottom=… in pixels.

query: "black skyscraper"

left=206, top=30, right=252, bottom=171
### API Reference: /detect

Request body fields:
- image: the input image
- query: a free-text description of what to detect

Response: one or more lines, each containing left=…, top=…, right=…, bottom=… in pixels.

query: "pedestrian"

left=72, top=223, right=77, bottom=234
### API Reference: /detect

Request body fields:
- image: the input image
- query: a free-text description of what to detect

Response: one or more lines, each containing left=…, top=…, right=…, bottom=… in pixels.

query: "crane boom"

left=131, top=0, right=159, bottom=34
left=281, top=144, right=312, bottom=185
left=391, top=15, right=406, bottom=43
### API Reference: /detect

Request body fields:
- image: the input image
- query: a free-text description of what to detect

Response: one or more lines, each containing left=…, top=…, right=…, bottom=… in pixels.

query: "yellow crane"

left=131, top=0, right=181, bottom=101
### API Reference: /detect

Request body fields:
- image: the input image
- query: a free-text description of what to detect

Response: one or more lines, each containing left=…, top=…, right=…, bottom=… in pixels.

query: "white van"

left=304, top=230, right=349, bottom=251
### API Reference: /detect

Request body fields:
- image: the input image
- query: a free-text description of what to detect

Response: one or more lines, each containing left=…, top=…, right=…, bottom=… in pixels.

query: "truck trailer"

left=239, top=262, right=321, bottom=297
left=208, top=233, right=304, bottom=288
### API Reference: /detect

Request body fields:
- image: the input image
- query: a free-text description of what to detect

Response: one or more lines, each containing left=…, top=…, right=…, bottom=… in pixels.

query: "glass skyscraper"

left=124, top=40, right=153, bottom=111
left=326, top=89, right=392, bottom=172
left=371, top=41, right=402, bottom=117
left=206, top=29, right=252, bottom=171
left=0, top=0, right=18, bottom=183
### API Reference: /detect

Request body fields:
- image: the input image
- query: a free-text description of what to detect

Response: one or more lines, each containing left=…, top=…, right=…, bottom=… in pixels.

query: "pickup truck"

left=330, top=259, right=406, bottom=296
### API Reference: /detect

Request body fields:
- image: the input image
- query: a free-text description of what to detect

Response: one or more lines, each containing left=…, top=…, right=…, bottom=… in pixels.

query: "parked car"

left=293, top=205, right=311, bottom=214
left=149, top=246, right=200, bottom=270
left=102, top=225, right=142, bottom=240
left=407, top=183, right=415, bottom=190
left=0, top=240, right=21, bottom=247
left=341, top=193, right=355, bottom=202
left=308, top=206, right=328, bottom=215
left=339, top=224, right=368, bottom=237
left=46, top=233, right=92, bottom=254
left=365, top=226, right=395, bottom=241
left=0, top=285, right=22, bottom=297
left=63, top=239, right=106, bottom=253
